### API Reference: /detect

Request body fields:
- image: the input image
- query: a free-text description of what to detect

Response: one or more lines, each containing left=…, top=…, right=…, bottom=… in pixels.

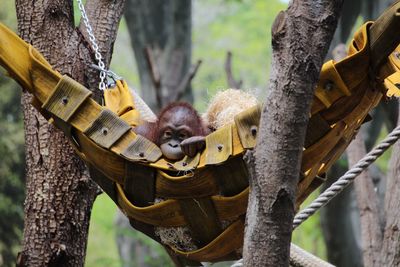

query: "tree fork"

left=243, top=1, right=344, bottom=266
left=15, top=0, right=126, bottom=266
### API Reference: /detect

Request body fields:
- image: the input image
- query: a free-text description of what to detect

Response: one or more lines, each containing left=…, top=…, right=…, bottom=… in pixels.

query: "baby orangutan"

left=134, top=102, right=209, bottom=160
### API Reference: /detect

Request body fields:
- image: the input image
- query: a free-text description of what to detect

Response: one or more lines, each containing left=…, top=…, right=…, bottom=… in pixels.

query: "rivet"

left=395, top=52, right=400, bottom=59
left=324, top=81, right=334, bottom=91
left=217, top=144, right=223, bottom=151
left=250, top=126, right=258, bottom=136
left=101, top=127, right=109, bottom=135
left=61, top=96, right=69, bottom=105
left=182, top=162, right=188, bottom=166
left=138, top=152, right=145, bottom=157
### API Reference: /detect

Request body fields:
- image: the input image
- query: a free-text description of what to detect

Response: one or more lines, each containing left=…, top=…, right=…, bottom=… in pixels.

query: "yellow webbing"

left=42, top=75, right=92, bottom=122
left=170, top=219, right=245, bottom=262
left=205, top=124, right=233, bottom=165
left=117, top=183, right=248, bottom=227
left=121, top=134, right=162, bottom=162
left=104, top=79, right=141, bottom=127
left=1, top=21, right=400, bottom=170
left=2, top=16, right=400, bottom=262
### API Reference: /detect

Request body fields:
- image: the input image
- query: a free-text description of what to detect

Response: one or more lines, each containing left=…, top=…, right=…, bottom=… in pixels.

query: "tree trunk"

left=243, top=1, right=343, bottom=266
left=381, top=100, right=400, bottom=266
left=15, top=1, right=126, bottom=266
left=320, top=165, right=364, bottom=267
left=348, top=131, right=383, bottom=267
left=124, top=0, right=193, bottom=111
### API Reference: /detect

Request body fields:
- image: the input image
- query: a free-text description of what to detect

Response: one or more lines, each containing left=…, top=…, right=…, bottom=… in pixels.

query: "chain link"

left=77, top=0, right=107, bottom=91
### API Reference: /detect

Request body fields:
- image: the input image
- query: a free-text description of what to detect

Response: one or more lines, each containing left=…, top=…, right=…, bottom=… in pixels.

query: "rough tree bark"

left=320, top=165, right=363, bottom=267
left=14, top=0, right=125, bottom=266
left=124, top=0, right=193, bottom=111
left=243, top=1, right=343, bottom=266
left=348, top=131, right=383, bottom=267
left=381, top=101, right=400, bottom=266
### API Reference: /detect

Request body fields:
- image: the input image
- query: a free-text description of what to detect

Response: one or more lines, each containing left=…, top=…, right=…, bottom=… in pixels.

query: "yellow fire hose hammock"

left=1, top=3, right=400, bottom=265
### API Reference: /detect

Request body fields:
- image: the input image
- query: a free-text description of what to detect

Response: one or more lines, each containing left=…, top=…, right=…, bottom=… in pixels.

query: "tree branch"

left=225, top=51, right=243, bottom=89
left=172, top=59, right=202, bottom=102
left=145, top=46, right=161, bottom=88
left=124, top=0, right=193, bottom=110
left=144, top=47, right=201, bottom=107
left=144, top=46, right=163, bottom=109
left=348, top=132, right=383, bottom=267
left=243, top=1, right=343, bottom=266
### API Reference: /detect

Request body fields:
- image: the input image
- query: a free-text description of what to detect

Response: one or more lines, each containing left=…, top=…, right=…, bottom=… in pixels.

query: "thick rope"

left=293, top=124, right=400, bottom=229
left=289, top=243, right=335, bottom=267
left=231, top=244, right=334, bottom=267
left=230, top=258, right=243, bottom=267
left=231, top=124, right=400, bottom=267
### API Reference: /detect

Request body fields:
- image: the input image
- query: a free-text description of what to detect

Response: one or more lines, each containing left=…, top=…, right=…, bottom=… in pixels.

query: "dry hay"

left=154, top=197, right=198, bottom=251
left=203, top=89, right=258, bottom=130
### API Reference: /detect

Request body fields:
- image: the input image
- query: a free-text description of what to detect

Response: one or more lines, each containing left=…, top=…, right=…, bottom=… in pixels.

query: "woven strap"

left=116, top=183, right=249, bottom=227
left=121, top=135, right=162, bottom=162
left=170, top=219, right=244, bottom=262
left=234, top=105, right=261, bottom=149
left=179, top=197, right=222, bottom=247
left=205, top=124, right=233, bottom=165
left=42, top=75, right=92, bottom=122
left=123, top=162, right=155, bottom=207
left=84, top=109, right=131, bottom=149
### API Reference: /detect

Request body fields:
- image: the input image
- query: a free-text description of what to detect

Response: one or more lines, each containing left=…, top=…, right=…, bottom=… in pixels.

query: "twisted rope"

left=231, top=259, right=243, bottom=267
left=231, top=124, right=400, bottom=267
left=293, top=124, right=400, bottom=229
left=230, top=243, right=335, bottom=267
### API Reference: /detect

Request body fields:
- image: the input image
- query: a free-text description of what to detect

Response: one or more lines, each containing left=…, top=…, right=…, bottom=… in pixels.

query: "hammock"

left=1, top=3, right=400, bottom=265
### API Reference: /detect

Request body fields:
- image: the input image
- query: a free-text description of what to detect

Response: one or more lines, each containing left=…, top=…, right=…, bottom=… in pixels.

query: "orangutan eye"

left=178, top=132, right=187, bottom=140
left=164, top=130, right=172, bottom=138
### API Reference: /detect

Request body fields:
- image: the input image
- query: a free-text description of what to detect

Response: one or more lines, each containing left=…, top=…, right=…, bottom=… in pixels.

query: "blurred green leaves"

left=192, top=0, right=286, bottom=111
left=0, top=73, right=25, bottom=266
left=0, top=3, right=24, bottom=266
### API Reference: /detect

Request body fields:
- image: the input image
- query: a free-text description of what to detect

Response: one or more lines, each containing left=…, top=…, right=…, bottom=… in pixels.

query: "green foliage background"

left=0, top=0, right=329, bottom=266
left=0, top=2, right=25, bottom=266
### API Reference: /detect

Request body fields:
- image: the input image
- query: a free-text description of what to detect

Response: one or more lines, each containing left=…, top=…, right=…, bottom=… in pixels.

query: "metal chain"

left=77, top=0, right=107, bottom=91
left=292, top=124, right=400, bottom=229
